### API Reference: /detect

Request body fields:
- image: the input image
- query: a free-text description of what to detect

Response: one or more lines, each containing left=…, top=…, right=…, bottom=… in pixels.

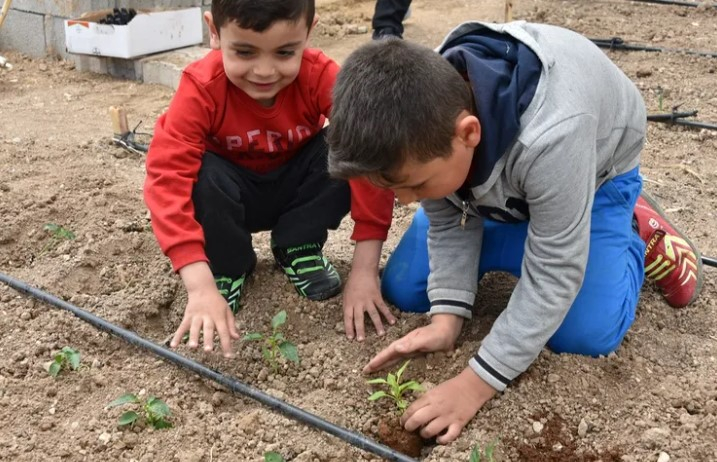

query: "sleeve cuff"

left=469, top=347, right=522, bottom=392
left=166, top=242, right=208, bottom=272
left=427, top=288, right=474, bottom=319
left=351, top=221, right=390, bottom=242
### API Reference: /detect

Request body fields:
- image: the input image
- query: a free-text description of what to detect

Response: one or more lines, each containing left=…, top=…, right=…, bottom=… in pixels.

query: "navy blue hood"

left=440, top=28, right=542, bottom=186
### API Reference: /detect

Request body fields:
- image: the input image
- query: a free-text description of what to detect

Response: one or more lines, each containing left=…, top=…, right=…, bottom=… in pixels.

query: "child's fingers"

left=226, top=310, right=240, bottom=339
left=436, top=423, right=463, bottom=445
left=376, top=301, right=397, bottom=325
left=343, top=305, right=356, bottom=340
left=366, top=306, right=386, bottom=337
left=202, top=319, right=215, bottom=352
left=354, top=307, right=367, bottom=342
left=187, top=316, right=203, bottom=348
left=214, top=318, right=234, bottom=358
left=169, top=321, right=190, bottom=348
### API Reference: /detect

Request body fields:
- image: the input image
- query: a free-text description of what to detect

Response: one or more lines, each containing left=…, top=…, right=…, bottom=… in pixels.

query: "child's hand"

left=363, top=314, right=463, bottom=373
left=401, top=367, right=497, bottom=444
left=173, top=262, right=240, bottom=357
left=343, top=268, right=397, bottom=341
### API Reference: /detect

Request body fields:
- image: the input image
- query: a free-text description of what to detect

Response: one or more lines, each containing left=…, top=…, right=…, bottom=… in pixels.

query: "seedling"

left=243, top=310, right=299, bottom=372
left=264, top=452, right=285, bottom=462
left=107, top=393, right=172, bottom=429
left=48, top=346, right=81, bottom=377
left=470, top=439, right=498, bottom=462
left=367, top=360, right=423, bottom=412
left=40, top=223, right=76, bottom=255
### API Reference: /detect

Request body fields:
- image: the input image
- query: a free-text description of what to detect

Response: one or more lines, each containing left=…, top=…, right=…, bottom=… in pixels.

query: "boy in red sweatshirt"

left=144, top=0, right=392, bottom=357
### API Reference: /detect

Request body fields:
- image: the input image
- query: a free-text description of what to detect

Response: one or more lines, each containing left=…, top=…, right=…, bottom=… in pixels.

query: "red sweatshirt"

left=144, top=48, right=393, bottom=271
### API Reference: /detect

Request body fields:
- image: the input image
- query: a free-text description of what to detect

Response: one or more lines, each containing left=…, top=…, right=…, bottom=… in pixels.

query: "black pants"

left=372, top=0, right=412, bottom=36
left=192, top=131, right=350, bottom=277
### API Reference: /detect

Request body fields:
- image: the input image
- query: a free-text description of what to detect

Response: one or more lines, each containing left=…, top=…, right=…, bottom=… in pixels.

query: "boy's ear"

left=204, top=12, right=221, bottom=50
left=307, top=14, right=319, bottom=39
left=456, top=113, right=482, bottom=149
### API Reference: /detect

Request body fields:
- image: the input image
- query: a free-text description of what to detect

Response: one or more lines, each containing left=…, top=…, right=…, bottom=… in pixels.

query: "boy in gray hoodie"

left=328, top=22, right=703, bottom=443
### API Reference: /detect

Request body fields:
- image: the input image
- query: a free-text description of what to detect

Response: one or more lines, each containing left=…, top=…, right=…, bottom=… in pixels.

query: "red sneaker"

left=634, top=192, right=703, bottom=308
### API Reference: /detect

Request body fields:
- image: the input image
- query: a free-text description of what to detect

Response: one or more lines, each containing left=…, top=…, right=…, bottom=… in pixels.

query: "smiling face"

left=379, top=111, right=481, bottom=205
left=205, top=12, right=314, bottom=107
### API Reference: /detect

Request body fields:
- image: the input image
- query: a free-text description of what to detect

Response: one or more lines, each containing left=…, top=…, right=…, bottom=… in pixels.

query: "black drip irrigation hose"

left=647, top=110, right=717, bottom=131
left=630, top=0, right=716, bottom=7
left=0, top=272, right=418, bottom=462
left=591, top=37, right=717, bottom=59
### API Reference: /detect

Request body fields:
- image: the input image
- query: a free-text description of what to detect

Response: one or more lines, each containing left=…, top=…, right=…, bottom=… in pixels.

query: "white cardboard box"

left=65, top=8, right=203, bottom=59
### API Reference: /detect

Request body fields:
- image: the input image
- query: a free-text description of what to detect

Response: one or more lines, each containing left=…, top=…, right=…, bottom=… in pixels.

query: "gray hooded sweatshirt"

left=424, top=21, right=646, bottom=391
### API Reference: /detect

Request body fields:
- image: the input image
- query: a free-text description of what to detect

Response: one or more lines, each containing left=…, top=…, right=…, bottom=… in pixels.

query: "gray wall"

left=0, top=0, right=211, bottom=59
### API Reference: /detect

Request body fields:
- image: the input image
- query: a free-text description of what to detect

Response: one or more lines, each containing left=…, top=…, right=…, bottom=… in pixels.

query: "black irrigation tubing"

left=0, top=272, right=418, bottom=462
left=590, top=37, right=717, bottom=59
left=703, top=256, right=717, bottom=268
left=647, top=111, right=717, bottom=131
left=630, top=0, right=716, bottom=7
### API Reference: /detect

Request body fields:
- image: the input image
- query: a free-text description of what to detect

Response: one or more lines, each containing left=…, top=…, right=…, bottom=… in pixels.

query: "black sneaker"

left=372, top=27, right=403, bottom=40
left=215, top=273, right=249, bottom=314
left=272, top=242, right=341, bottom=301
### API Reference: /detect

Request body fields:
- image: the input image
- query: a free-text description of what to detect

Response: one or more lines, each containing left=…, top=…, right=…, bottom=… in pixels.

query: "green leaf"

left=387, top=373, right=398, bottom=390
left=366, top=377, right=388, bottom=385
left=262, top=346, right=273, bottom=361
left=264, top=452, right=285, bottom=462
left=278, top=341, right=299, bottom=364
left=399, top=381, right=424, bottom=394
left=368, top=391, right=388, bottom=401
left=396, top=360, right=410, bottom=382
left=44, top=223, right=60, bottom=233
left=151, top=418, right=173, bottom=429
left=273, top=332, right=285, bottom=342
left=146, top=397, right=171, bottom=417
left=243, top=332, right=263, bottom=341
left=48, top=361, right=61, bottom=378
left=271, top=310, right=287, bottom=329
left=118, top=411, right=139, bottom=426
left=67, top=352, right=81, bottom=370
left=107, top=393, right=140, bottom=408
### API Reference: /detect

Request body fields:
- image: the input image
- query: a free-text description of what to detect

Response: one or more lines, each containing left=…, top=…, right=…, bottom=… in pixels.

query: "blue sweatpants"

left=381, top=167, right=646, bottom=356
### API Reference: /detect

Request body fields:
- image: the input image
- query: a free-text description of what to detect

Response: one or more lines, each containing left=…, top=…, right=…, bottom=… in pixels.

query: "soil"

left=1, top=0, right=717, bottom=461
left=377, top=417, right=426, bottom=457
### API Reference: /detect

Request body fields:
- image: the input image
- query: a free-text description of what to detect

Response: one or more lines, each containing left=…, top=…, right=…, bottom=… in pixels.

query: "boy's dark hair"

left=212, top=0, right=314, bottom=33
left=328, top=39, right=473, bottom=185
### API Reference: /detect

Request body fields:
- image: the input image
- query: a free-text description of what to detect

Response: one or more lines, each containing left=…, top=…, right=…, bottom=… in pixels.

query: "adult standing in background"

left=372, top=0, right=412, bottom=39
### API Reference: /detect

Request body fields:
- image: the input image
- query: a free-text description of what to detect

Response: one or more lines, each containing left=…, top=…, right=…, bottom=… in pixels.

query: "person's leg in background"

left=382, top=167, right=645, bottom=356
left=372, top=0, right=413, bottom=39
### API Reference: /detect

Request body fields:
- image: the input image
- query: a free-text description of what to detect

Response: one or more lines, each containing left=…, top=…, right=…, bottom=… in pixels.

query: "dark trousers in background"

left=372, top=0, right=412, bottom=36
left=192, top=131, right=350, bottom=278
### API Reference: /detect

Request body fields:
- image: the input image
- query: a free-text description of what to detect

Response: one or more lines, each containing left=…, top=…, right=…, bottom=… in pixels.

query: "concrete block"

left=12, top=1, right=113, bottom=18
left=0, top=9, right=46, bottom=58
left=116, top=0, right=202, bottom=9
left=45, top=15, right=69, bottom=58
left=140, top=46, right=209, bottom=90
left=71, top=53, right=143, bottom=80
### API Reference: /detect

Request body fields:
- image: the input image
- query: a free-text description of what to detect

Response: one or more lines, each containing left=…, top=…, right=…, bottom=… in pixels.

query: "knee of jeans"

left=381, top=267, right=430, bottom=313
left=547, top=324, right=624, bottom=357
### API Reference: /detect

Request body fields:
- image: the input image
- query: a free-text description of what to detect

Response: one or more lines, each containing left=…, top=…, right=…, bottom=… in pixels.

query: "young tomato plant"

left=40, top=223, right=76, bottom=255
left=48, top=346, right=81, bottom=377
left=470, top=439, right=498, bottom=462
left=264, top=452, right=285, bottom=462
left=367, top=360, right=424, bottom=412
left=243, top=310, right=299, bottom=372
left=107, top=393, right=173, bottom=429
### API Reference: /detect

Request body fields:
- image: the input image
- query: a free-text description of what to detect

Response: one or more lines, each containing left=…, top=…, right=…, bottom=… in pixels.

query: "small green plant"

left=470, top=439, right=498, bottom=462
left=264, top=452, right=285, bottom=462
left=243, top=310, right=299, bottom=372
left=367, top=360, right=424, bottom=412
left=107, top=393, right=173, bottom=429
left=48, top=346, right=81, bottom=377
left=40, top=223, right=76, bottom=255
